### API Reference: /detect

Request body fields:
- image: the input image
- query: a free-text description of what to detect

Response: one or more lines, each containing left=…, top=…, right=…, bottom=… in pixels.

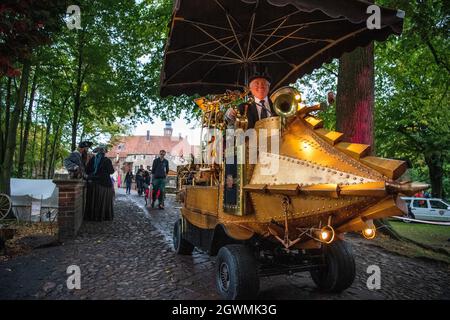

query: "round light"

left=295, top=94, right=301, bottom=101
left=362, top=227, right=376, bottom=239
left=317, top=225, right=335, bottom=244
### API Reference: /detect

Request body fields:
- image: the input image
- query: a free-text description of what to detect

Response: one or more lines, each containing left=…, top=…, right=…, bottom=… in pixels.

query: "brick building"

left=106, top=122, right=197, bottom=188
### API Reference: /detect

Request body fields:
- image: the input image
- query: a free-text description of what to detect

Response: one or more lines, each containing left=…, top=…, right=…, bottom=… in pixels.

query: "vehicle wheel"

left=216, top=244, right=259, bottom=300
left=310, top=240, right=356, bottom=293
left=0, top=193, right=12, bottom=220
left=173, top=219, right=194, bottom=255
left=404, top=210, right=415, bottom=223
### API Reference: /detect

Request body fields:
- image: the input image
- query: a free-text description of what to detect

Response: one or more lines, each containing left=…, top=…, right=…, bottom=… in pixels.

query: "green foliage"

left=374, top=0, right=449, bottom=196
left=295, top=62, right=338, bottom=130
left=1, top=0, right=198, bottom=179
left=1, top=0, right=448, bottom=191
left=289, top=0, right=449, bottom=196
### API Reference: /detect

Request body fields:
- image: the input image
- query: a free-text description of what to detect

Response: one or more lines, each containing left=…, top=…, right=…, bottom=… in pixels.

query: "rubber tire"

left=310, top=240, right=356, bottom=293
left=173, top=219, right=194, bottom=255
left=216, top=245, right=260, bottom=300
left=404, top=210, right=415, bottom=223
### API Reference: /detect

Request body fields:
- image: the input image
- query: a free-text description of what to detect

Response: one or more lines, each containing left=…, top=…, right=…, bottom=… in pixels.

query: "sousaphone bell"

left=270, top=86, right=302, bottom=128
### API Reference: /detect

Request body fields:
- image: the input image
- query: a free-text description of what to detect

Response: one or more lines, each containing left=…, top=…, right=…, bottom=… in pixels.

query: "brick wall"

left=53, top=177, right=86, bottom=241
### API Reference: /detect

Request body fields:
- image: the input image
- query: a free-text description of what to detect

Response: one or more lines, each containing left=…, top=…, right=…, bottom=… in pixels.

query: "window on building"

left=134, top=155, right=136, bottom=160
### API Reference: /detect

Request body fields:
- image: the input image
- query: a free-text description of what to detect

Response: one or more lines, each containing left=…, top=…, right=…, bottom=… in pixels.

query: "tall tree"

left=375, top=0, right=449, bottom=198
left=0, top=0, right=65, bottom=194
left=0, top=60, right=31, bottom=194
left=336, top=45, right=375, bottom=148
left=335, top=0, right=375, bottom=148
left=17, top=66, right=38, bottom=177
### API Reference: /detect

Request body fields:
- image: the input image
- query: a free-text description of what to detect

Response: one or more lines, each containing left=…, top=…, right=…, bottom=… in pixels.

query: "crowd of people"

left=64, top=142, right=170, bottom=222
left=123, top=150, right=169, bottom=209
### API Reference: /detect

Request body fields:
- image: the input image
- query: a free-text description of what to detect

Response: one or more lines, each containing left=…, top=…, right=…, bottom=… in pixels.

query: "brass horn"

left=270, top=86, right=302, bottom=118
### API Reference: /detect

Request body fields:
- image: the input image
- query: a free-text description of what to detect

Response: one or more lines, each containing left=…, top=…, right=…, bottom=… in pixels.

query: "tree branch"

left=425, top=38, right=450, bottom=73
left=322, top=65, right=338, bottom=77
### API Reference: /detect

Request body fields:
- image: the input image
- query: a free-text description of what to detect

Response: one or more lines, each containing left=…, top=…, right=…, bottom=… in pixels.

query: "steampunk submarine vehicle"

left=173, top=87, right=427, bottom=300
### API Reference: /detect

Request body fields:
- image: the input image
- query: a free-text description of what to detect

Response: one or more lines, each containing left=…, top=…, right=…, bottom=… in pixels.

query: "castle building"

left=106, top=122, right=197, bottom=187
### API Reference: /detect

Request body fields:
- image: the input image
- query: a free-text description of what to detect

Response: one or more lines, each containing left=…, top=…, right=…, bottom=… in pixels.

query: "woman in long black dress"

left=84, top=146, right=115, bottom=221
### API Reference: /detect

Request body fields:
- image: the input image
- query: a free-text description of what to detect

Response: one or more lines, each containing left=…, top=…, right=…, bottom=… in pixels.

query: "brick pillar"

left=53, top=177, right=86, bottom=241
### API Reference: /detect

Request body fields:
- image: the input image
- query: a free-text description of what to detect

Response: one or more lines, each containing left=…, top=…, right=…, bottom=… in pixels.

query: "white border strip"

left=392, top=216, right=450, bottom=226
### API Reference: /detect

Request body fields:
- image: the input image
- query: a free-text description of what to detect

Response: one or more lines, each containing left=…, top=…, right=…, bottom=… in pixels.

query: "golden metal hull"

left=179, top=110, right=427, bottom=249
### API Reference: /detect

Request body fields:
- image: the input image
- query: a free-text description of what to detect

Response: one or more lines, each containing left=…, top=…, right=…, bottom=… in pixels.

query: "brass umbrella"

left=159, top=0, right=404, bottom=97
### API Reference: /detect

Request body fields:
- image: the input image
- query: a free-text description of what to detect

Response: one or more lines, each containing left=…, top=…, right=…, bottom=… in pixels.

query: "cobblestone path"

left=0, top=189, right=449, bottom=299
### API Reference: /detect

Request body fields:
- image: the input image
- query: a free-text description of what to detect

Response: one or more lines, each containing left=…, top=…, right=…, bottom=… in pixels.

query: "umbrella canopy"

left=160, top=0, right=404, bottom=97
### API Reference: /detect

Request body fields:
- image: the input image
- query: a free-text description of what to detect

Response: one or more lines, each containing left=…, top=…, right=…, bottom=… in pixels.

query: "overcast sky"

left=133, top=116, right=202, bottom=147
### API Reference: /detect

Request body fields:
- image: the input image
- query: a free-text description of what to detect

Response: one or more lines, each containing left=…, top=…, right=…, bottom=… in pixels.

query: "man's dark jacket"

left=64, top=150, right=85, bottom=173
left=152, top=157, right=169, bottom=179
left=237, top=99, right=275, bottom=129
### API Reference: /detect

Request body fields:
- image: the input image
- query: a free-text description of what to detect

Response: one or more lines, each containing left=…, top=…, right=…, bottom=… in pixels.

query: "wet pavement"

left=0, top=188, right=449, bottom=300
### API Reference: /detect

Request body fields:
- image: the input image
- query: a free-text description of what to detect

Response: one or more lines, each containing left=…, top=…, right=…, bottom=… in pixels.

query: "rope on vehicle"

left=392, top=216, right=450, bottom=226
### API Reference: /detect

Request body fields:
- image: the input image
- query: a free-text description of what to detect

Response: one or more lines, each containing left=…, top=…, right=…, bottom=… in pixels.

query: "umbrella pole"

left=244, top=64, right=250, bottom=102
left=244, top=63, right=249, bottom=87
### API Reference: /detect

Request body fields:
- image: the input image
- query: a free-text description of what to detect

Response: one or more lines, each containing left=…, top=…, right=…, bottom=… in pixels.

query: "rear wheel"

left=310, top=240, right=355, bottom=293
left=404, top=210, right=415, bottom=223
left=173, top=219, right=194, bottom=255
left=216, top=244, right=259, bottom=300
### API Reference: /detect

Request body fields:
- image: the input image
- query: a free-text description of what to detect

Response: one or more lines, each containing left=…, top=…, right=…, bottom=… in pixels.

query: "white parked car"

left=401, top=197, right=450, bottom=222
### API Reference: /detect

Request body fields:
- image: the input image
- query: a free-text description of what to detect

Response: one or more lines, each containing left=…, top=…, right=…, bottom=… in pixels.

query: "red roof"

left=106, top=135, right=196, bottom=158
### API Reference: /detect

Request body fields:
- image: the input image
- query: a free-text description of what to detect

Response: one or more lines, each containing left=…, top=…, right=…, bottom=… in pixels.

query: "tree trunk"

left=424, top=151, right=444, bottom=198
left=42, top=118, right=51, bottom=179
left=1, top=77, right=12, bottom=164
left=48, top=114, right=62, bottom=179
left=30, top=106, right=39, bottom=178
left=335, top=40, right=402, bottom=238
left=336, top=44, right=375, bottom=149
left=39, top=122, right=44, bottom=178
left=0, top=61, right=31, bottom=195
left=18, top=83, right=28, bottom=165
left=17, top=68, right=38, bottom=178
left=71, top=32, right=84, bottom=151
left=0, top=78, right=4, bottom=162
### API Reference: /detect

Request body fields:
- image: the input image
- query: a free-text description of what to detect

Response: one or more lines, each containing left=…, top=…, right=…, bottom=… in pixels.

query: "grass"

left=369, top=233, right=450, bottom=265
left=388, top=220, right=450, bottom=253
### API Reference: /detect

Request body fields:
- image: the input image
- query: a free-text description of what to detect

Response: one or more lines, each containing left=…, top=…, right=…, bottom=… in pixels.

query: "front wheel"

left=216, top=245, right=259, bottom=300
left=173, top=219, right=194, bottom=255
left=310, top=240, right=356, bottom=293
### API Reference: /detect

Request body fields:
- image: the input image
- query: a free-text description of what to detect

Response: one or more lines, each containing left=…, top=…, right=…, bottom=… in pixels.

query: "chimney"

left=146, top=130, right=150, bottom=141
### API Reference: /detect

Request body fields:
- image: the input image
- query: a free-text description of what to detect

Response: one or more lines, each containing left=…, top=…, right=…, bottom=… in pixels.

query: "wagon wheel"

left=0, top=194, right=12, bottom=220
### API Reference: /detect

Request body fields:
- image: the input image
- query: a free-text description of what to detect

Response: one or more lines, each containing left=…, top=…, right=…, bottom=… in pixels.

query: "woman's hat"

left=93, top=145, right=108, bottom=153
left=78, top=141, right=93, bottom=148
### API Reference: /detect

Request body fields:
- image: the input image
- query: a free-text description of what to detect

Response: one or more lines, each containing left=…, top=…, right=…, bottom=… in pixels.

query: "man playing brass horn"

left=225, top=66, right=275, bottom=129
